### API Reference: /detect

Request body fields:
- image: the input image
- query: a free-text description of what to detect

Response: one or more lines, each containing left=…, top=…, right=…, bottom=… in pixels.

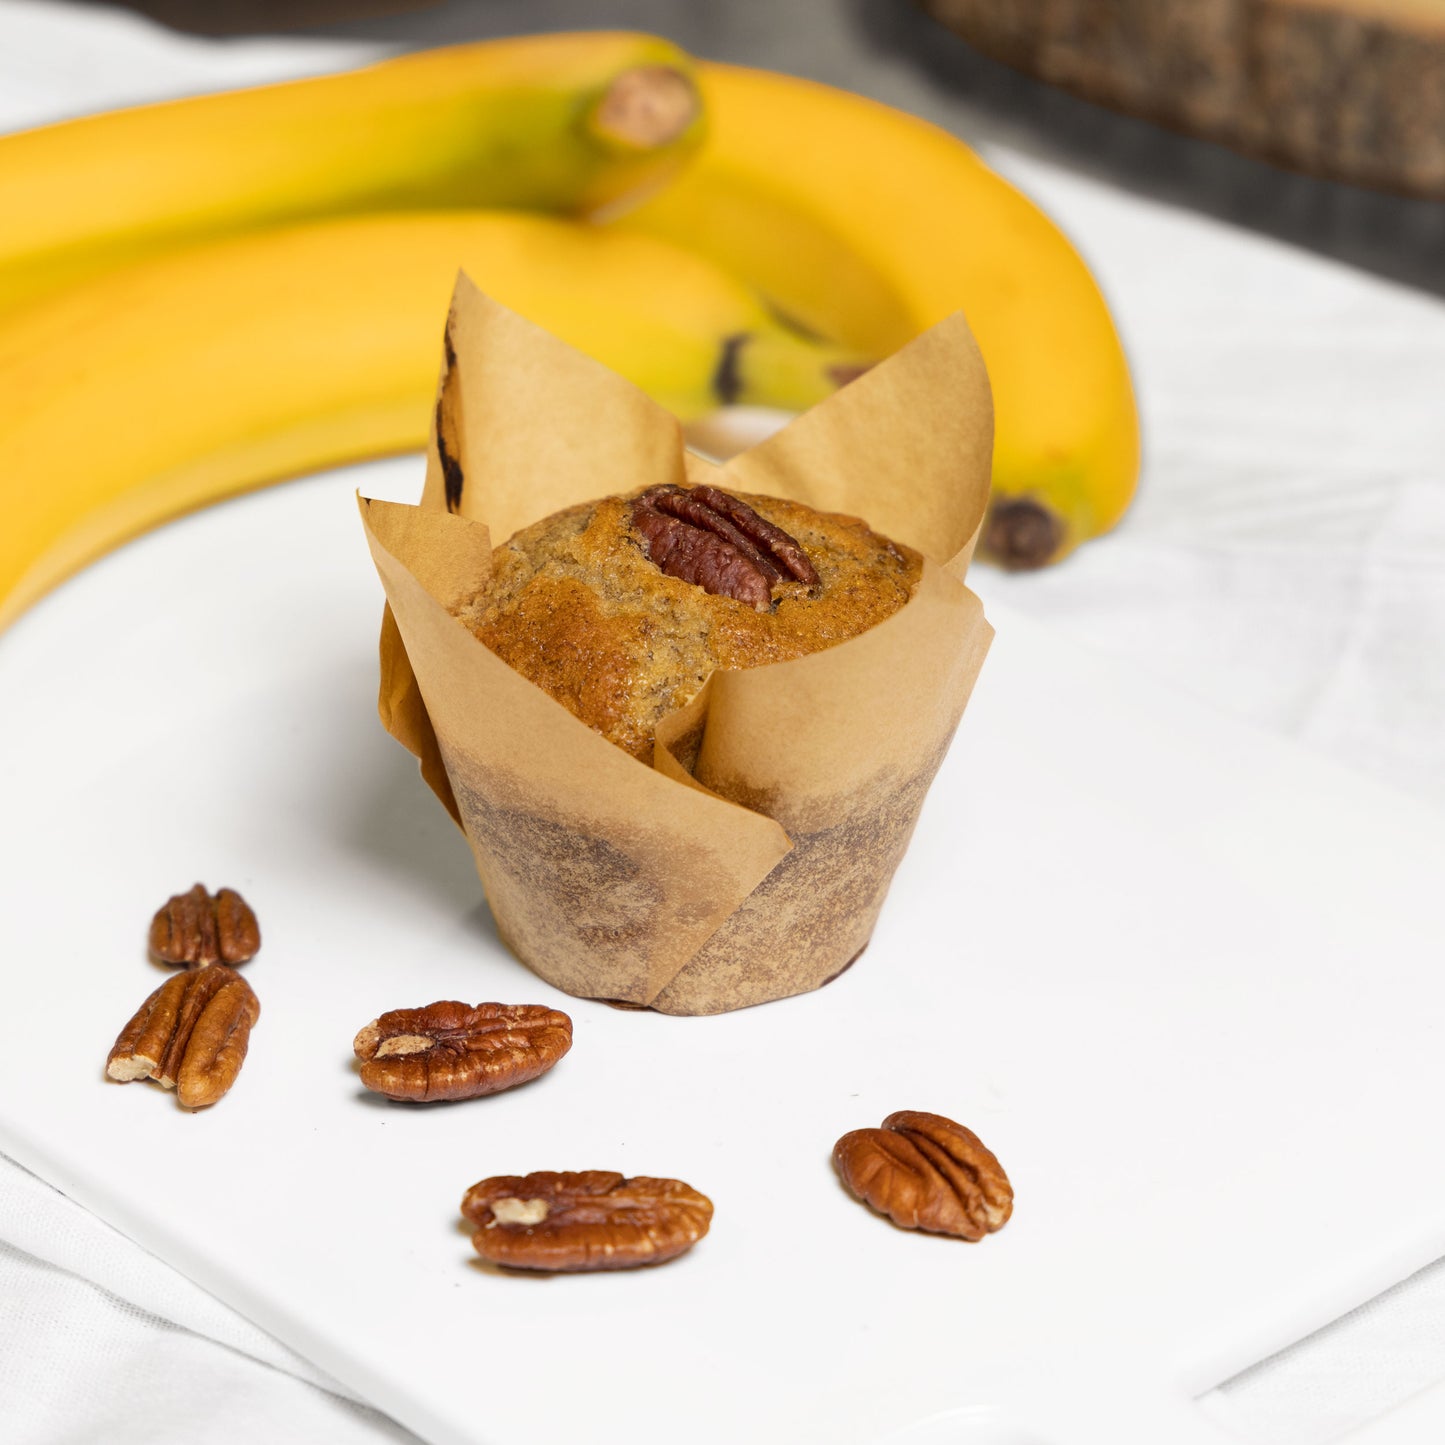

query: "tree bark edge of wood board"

left=918, top=0, right=1445, bottom=197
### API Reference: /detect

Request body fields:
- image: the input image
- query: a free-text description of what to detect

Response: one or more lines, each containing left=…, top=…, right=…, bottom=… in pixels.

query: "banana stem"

left=588, top=67, right=700, bottom=151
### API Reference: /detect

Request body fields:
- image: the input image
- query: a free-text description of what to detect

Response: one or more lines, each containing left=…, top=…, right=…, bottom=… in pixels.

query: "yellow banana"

left=616, top=63, right=1140, bottom=567
left=0, top=211, right=869, bottom=632
left=0, top=32, right=703, bottom=312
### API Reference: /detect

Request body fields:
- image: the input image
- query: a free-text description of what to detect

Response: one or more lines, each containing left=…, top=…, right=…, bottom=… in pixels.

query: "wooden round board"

left=918, top=0, right=1445, bottom=197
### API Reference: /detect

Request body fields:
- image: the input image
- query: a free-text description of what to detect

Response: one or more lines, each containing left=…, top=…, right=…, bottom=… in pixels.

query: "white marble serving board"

left=2, top=459, right=1445, bottom=1445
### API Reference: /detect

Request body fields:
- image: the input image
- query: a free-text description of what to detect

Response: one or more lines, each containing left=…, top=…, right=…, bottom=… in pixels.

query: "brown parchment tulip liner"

left=360, top=276, right=994, bottom=1015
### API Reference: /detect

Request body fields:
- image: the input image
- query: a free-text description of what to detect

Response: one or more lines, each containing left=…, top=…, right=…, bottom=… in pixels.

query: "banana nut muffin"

left=461, top=483, right=921, bottom=764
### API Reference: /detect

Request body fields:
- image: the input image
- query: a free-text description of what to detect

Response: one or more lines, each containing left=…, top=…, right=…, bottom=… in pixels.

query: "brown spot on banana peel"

left=590, top=66, right=700, bottom=150
left=711, top=332, right=749, bottom=407
left=983, top=497, right=1066, bottom=570
left=826, top=362, right=873, bottom=388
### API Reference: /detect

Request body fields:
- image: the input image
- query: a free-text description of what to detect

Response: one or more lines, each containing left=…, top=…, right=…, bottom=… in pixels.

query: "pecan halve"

left=106, top=964, right=260, bottom=1109
left=149, top=883, right=260, bottom=967
left=353, top=1001, right=572, bottom=1103
left=833, top=1110, right=1013, bottom=1240
left=631, top=484, right=818, bottom=610
left=462, top=1170, right=713, bottom=1271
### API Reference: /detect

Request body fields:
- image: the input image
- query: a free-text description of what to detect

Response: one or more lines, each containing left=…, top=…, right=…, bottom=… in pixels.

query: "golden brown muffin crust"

left=461, top=485, right=922, bottom=763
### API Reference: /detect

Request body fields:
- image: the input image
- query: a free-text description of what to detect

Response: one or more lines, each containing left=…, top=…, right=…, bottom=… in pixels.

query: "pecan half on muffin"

left=461, top=483, right=921, bottom=763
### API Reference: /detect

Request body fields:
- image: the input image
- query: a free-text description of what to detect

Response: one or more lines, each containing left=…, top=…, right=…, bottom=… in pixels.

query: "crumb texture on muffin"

left=459, top=486, right=922, bottom=762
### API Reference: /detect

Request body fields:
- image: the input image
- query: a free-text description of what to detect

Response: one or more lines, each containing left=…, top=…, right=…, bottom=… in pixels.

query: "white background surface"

left=6, top=461, right=1445, bottom=1445
left=3, top=2, right=1445, bottom=1443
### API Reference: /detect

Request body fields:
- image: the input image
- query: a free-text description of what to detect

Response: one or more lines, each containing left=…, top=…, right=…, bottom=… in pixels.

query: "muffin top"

left=461, top=483, right=922, bottom=763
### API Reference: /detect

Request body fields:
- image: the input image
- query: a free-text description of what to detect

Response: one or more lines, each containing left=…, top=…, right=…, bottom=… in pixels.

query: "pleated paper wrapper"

left=360, top=277, right=994, bottom=1015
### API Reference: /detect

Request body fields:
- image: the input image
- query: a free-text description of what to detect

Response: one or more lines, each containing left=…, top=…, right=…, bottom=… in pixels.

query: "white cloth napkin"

left=0, top=1156, right=415, bottom=1445
left=3, top=2, right=1444, bottom=1442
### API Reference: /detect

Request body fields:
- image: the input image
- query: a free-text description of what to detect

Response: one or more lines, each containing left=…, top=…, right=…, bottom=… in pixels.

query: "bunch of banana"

left=616, top=64, right=1140, bottom=570
left=0, top=31, right=1139, bottom=632
left=0, top=31, right=855, bottom=627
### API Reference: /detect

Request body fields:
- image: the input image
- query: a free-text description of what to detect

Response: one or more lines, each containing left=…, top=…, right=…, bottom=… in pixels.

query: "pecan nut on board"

left=462, top=1171, right=713, bottom=1271
left=106, top=964, right=260, bottom=1109
left=149, top=883, right=261, bottom=968
left=353, top=1001, right=572, bottom=1102
left=833, top=1110, right=1013, bottom=1240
